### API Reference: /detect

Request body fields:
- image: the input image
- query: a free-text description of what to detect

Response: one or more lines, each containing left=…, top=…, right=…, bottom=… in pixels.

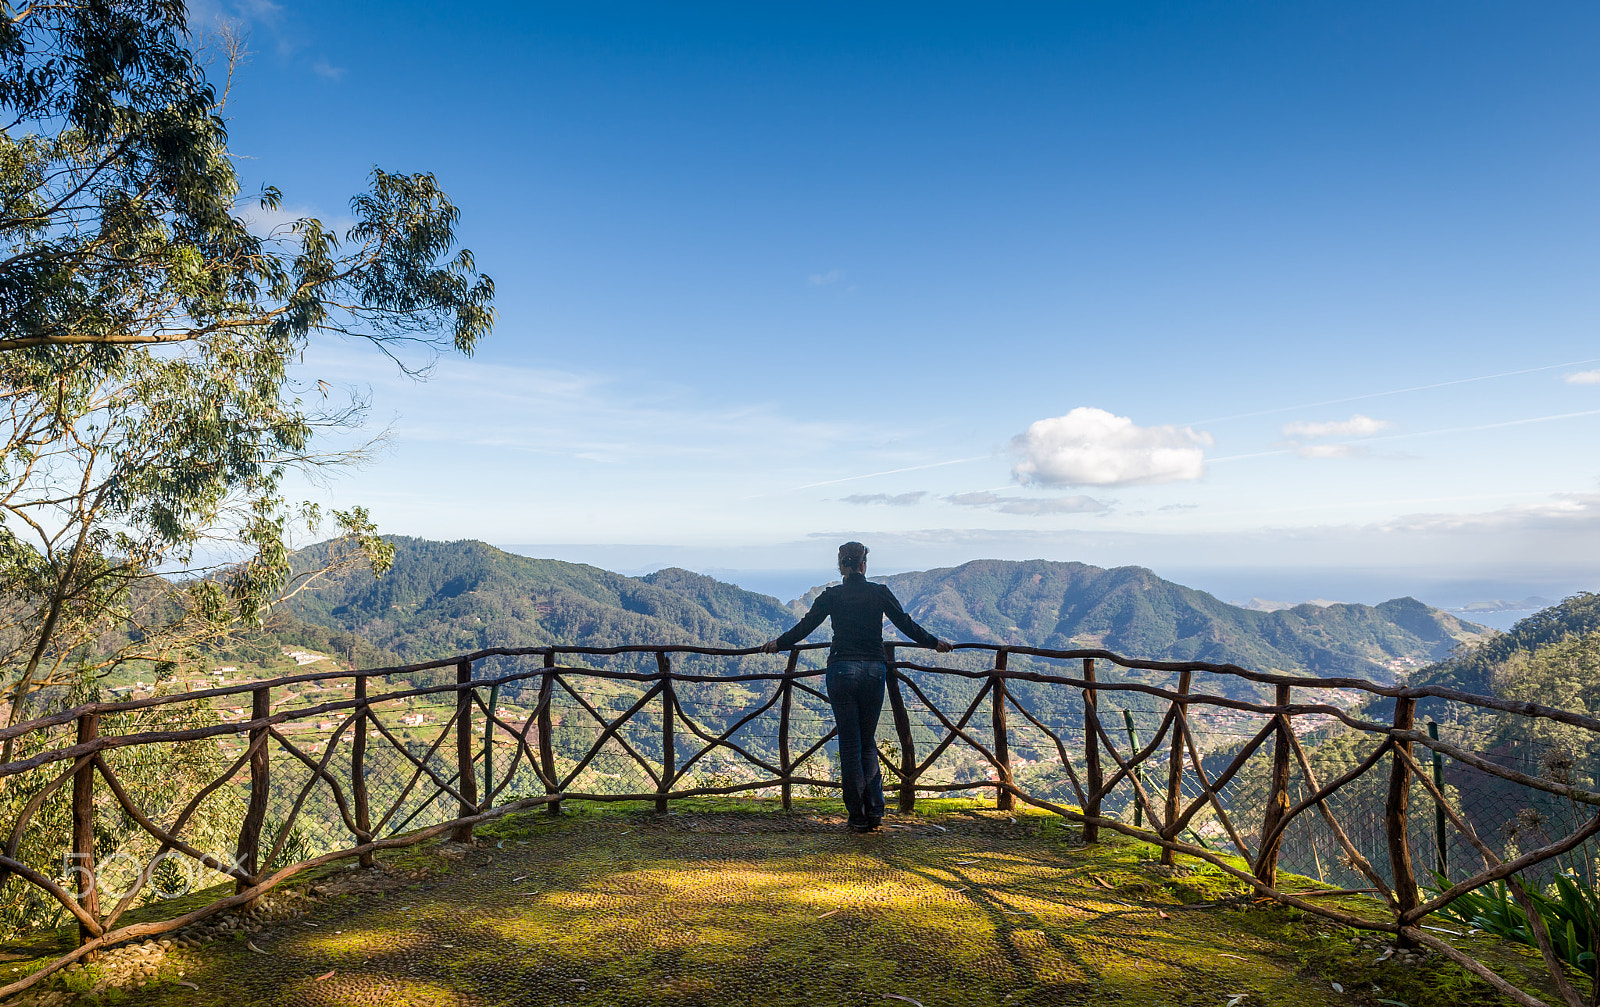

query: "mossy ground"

left=0, top=800, right=1573, bottom=1006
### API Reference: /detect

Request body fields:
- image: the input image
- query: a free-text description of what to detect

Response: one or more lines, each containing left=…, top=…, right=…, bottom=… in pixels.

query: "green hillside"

left=869, top=559, right=1484, bottom=682
left=1405, top=590, right=1600, bottom=697
left=1333, top=593, right=1600, bottom=881
left=287, top=539, right=1484, bottom=685
left=1364, top=591, right=1600, bottom=743
left=286, top=537, right=796, bottom=658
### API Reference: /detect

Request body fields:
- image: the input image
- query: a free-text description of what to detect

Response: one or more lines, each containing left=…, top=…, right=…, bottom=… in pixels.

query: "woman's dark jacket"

left=772, top=572, right=939, bottom=663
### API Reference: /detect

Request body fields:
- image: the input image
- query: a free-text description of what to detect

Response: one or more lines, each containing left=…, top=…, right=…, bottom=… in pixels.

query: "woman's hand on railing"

left=934, top=639, right=953, bottom=654
left=759, top=640, right=779, bottom=654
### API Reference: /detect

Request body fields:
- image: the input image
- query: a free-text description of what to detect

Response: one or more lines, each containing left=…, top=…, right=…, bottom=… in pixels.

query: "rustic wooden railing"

left=2, top=641, right=1598, bottom=1006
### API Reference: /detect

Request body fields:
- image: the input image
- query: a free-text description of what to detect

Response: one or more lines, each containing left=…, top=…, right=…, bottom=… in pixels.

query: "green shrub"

left=1434, top=870, right=1600, bottom=981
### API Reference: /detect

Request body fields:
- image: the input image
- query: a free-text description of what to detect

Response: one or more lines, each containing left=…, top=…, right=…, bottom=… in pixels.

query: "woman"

left=762, top=542, right=951, bottom=833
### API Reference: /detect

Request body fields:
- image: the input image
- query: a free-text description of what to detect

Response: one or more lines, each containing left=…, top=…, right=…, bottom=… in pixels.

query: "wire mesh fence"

left=6, top=641, right=1600, bottom=1005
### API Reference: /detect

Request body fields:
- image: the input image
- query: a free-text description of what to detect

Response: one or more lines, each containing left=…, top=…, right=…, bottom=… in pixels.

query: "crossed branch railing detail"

left=1, top=641, right=1597, bottom=1006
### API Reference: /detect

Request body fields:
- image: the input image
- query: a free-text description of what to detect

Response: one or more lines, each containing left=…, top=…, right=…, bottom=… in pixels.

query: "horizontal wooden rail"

left=8, top=641, right=1600, bottom=746
left=2, top=641, right=1598, bottom=1007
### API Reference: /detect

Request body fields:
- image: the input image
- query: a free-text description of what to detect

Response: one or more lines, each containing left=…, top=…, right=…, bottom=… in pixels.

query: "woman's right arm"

left=760, top=592, right=830, bottom=653
left=881, top=586, right=952, bottom=653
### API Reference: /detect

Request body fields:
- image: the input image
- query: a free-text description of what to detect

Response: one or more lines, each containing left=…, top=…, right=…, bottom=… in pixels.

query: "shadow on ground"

left=2, top=800, right=1569, bottom=1006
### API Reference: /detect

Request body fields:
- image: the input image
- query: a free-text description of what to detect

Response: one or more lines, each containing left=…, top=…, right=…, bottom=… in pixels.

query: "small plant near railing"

left=10, top=640, right=1600, bottom=1007
left=1434, top=870, right=1600, bottom=996
left=696, top=768, right=743, bottom=792
left=1428, top=759, right=1600, bottom=1003
left=263, top=819, right=320, bottom=872
left=877, top=738, right=900, bottom=769
left=0, top=682, right=237, bottom=942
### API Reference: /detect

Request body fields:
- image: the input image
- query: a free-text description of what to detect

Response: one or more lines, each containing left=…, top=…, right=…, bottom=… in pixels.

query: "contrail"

left=737, top=455, right=993, bottom=499
left=1148, top=488, right=1559, bottom=522
left=1364, top=407, right=1600, bottom=443
left=1207, top=449, right=1293, bottom=464
left=1210, top=407, right=1600, bottom=465
left=761, top=361, right=1600, bottom=498
left=790, top=456, right=990, bottom=490
left=1188, top=357, right=1600, bottom=426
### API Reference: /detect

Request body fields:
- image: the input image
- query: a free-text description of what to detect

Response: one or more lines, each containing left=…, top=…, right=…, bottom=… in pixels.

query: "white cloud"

left=948, top=491, right=1109, bottom=515
left=1279, top=413, right=1389, bottom=460
left=1281, top=414, right=1391, bottom=439
left=311, top=57, right=346, bottom=81
left=238, top=204, right=355, bottom=240
left=1296, top=443, right=1368, bottom=459
left=188, top=1, right=333, bottom=67
left=841, top=492, right=926, bottom=507
left=799, top=491, right=1600, bottom=576
left=298, top=345, right=858, bottom=468
left=1010, top=407, right=1211, bottom=487
left=807, top=270, right=843, bottom=286
left=1375, top=493, right=1600, bottom=535
left=1565, top=370, right=1600, bottom=385
left=188, top=0, right=286, bottom=38
left=229, top=0, right=285, bottom=25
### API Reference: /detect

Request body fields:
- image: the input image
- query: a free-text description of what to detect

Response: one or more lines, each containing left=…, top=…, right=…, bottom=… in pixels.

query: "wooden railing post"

left=884, top=643, right=918, bottom=813
left=352, top=675, right=373, bottom=867
left=236, top=686, right=270, bottom=894
left=1388, top=696, right=1422, bottom=932
left=452, top=661, right=477, bottom=842
left=779, top=649, right=797, bottom=812
left=992, top=649, right=1015, bottom=811
left=1083, top=657, right=1102, bottom=843
left=72, top=711, right=98, bottom=951
left=539, top=651, right=560, bottom=815
left=1253, top=682, right=1293, bottom=885
left=657, top=651, right=674, bottom=813
left=1162, top=670, right=1191, bottom=866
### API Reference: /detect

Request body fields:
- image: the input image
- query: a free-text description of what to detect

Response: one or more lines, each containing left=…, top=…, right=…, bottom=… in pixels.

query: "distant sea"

left=1164, top=567, right=1582, bottom=632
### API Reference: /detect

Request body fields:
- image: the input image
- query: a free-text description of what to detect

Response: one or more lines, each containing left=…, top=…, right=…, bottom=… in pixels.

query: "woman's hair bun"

left=838, top=541, right=868, bottom=572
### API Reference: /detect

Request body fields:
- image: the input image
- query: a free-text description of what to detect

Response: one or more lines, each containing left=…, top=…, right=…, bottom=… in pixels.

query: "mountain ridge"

left=1403, top=590, right=1600, bottom=698
left=873, top=559, right=1480, bottom=683
left=284, top=538, right=1487, bottom=684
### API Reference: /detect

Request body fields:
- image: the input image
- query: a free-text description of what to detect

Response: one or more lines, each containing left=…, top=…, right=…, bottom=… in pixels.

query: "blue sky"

left=204, top=2, right=1600, bottom=608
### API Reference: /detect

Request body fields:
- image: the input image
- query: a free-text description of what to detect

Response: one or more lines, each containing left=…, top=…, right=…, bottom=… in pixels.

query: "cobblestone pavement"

left=5, top=805, right=1553, bottom=1007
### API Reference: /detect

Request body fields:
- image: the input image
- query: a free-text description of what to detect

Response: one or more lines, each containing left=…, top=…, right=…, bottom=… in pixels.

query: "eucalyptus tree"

left=0, top=1, right=497, bottom=740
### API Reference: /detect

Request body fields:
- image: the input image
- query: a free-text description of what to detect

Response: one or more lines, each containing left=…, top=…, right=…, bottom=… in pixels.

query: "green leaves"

left=0, top=5, right=494, bottom=722
left=333, top=506, right=395, bottom=577
left=338, top=167, right=496, bottom=356
left=1432, top=869, right=1600, bottom=972
left=0, top=6, right=496, bottom=365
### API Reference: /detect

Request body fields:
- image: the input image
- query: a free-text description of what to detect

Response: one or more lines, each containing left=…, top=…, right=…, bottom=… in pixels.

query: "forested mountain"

left=285, top=538, right=1484, bottom=683
left=1358, top=591, right=1600, bottom=731
left=286, top=538, right=796, bottom=658
left=1404, top=591, right=1600, bottom=697
left=1334, top=593, right=1600, bottom=876
left=817, top=560, right=1483, bottom=682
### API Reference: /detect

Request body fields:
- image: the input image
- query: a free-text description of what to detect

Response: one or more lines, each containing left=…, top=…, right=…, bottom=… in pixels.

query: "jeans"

left=826, top=660, right=887, bottom=828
